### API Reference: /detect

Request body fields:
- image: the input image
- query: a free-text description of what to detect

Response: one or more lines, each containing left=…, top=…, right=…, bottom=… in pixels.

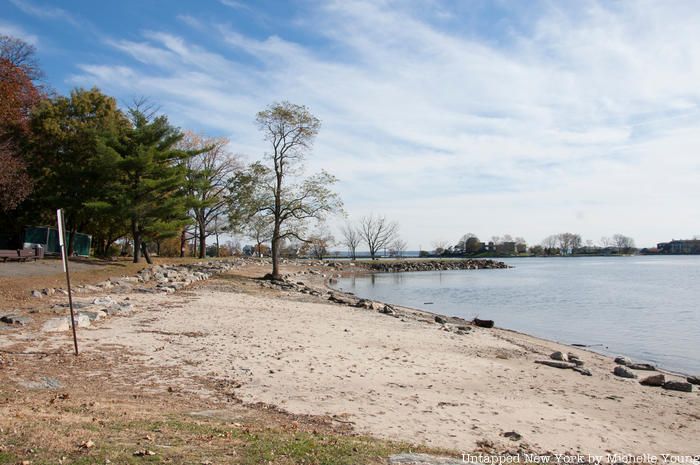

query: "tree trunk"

left=179, top=229, right=186, bottom=258
left=67, top=223, right=77, bottom=256
left=271, top=223, right=281, bottom=279
left=132, top=221, right=141, bottom=263
left=215, top=226, right=220, bottom=257
left=141, top=242, right=153, bottom=265
left=198, top=220, right=206, bottom=259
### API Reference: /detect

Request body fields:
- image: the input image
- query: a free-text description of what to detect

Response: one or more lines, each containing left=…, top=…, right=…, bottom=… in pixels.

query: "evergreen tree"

left=116, top=108, right=195, bottom=263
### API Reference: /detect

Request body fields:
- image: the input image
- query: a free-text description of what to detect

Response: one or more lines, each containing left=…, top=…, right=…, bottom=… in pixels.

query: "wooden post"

left=57, top=209, right=79, bottom=356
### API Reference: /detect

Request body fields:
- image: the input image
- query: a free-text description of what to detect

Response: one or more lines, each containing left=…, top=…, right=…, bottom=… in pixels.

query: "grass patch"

left=0, top=412, right=437, bottom=465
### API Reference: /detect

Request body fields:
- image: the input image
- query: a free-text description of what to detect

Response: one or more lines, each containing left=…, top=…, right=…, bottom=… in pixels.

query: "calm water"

left=333, top=256, right=700, bottom=374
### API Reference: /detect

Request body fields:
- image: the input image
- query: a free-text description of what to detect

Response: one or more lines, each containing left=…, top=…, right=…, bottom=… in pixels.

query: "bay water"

left=333, top=256, right=700, bottom=375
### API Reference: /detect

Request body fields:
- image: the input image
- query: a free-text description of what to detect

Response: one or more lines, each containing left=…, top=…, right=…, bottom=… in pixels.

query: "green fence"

left=24, top=227, right=92, bottom=256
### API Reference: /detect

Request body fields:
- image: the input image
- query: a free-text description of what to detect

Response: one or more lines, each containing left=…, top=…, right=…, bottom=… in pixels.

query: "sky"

left=2, top=0, right=700, bottom=249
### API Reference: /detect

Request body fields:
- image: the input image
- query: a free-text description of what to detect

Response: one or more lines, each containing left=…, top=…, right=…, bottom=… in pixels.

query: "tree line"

left=0, top=34, right=341, bottom=279
left=425, top=232, right=636, bottom=257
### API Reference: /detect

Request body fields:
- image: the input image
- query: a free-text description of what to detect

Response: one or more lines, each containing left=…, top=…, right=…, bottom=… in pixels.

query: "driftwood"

left=473, top=318, right=494, bottom=328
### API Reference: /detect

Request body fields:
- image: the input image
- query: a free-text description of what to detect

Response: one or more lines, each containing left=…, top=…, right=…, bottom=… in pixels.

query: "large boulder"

left=663, top=381, right=693, bottom=392
left=640, top=374, right=665, bottom=386
left=613, top=365, right=637, bottom=379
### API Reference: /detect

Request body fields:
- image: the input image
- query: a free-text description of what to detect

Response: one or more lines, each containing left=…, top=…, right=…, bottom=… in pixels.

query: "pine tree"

left=116, top=108, right=195, bottom=263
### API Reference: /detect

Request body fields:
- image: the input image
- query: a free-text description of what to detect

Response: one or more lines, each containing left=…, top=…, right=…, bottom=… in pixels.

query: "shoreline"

left=325, top=263, right=698, bottom=378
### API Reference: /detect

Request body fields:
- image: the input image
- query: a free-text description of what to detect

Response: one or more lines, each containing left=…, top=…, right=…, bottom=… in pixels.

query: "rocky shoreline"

left=364, top=259, right=509, bottom=273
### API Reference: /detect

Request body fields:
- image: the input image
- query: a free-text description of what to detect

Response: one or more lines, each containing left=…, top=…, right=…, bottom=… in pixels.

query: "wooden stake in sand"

left=57, top=208, right=79, bottom=356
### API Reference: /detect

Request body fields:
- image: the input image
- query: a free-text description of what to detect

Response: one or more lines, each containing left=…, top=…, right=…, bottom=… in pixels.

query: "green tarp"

left=24, top=227, right=92, bottom=256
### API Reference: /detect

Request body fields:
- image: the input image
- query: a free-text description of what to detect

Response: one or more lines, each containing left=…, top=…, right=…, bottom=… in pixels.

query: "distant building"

left=656, top=239, right=700, bottom=254
left=495, top=241, right=516, bottom=254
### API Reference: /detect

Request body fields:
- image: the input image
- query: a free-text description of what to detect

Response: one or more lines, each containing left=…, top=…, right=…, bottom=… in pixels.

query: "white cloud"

left=0, top=21, right=38, bottom=44
left=8, top=0, right=80, bottom=27
left=68, top=0, right=700, bottom=248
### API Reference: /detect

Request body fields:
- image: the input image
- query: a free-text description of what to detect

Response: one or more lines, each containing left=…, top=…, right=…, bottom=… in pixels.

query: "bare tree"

left=359, top=214, right=399, bottom=259
left=557, top=232, right=582, bottom=255
left=612, top=234, right=635, bottom=253
left=541, top=235, right=559, bottom=255
left=392, top=238, right=408, bottom=258
left=228, top=102, right=342, bottom=279
left=432, top=239, right=450, bottom=256
left=340, top=223, right=361, bottom=260
left=0, top=34, right=43, bottom=81
left=306, top=226, right=335, bottom=260
left=245, top=215, right=273, bottom=257
left=179, top=132, right=239, bottom=258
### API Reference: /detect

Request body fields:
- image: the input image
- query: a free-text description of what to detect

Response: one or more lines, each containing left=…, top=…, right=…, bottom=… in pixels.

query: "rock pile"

left=39, top=260, right=241, bottom=331
left=612, top=355, right=694, bottom=392
left=31, top=259, right=243, bottom=298
left=366, top=259, right=509, bottom=273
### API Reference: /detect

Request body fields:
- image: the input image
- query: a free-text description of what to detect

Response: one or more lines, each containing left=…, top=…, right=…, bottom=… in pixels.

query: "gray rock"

left=614, top=356, right=632, bottom=366
left=42, top=288, right=55, bottom=296
left=379, top=305, right=396, bottom=315
left=627, top=363, right=656, bottom=371
left=389, top=453, right=463, bottom=465
left=535, top=360, right=576, bottom=369
left=640, top=374, right=665, bottom=386
left=1, top=314, right=31, bottom=326
left=572, top=366, right=592, bottom=376
left=663, top=381, right=693, bottom=392
left=31, top=290, right=43, bottom=298
left=42, top=314, right=91, bottom=332
left=550, top=351, right=568, bottom=362
left=93, top=296, right=116, bottom=306
left=434, top=315, right=447, bottom=324
left=79, top=310, right=106, bottom=321
left=613, top=365, right=637, bottom=379
left=21, top=376, right=62, bottom=390
left=687, top=376, right=700, bottom=385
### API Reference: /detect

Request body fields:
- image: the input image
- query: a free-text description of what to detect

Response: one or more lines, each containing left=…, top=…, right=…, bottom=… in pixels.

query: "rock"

left=627, top=363, right=656, bottom=371
left=379, top=305, right=395, bottom=315
left=103, top=303, right=133, bottom=316
left=42, top=288, right=55, bottom=296
left=31, top=290, right=43, bottom=298
left=473, top=318, right=494, bottom=328
left=535, top=360, right=576, bottom=369
left=550, top=351, right=568, bottom=362
left=434, top=315, right=447, bottom=324
left=93, top=296, right=116, bottom=306
left=388, top=453, right=463, bottom=465
left=687, top=376, right=700, bottom=385
left=42, top=314, right=91, bottom=332
left=640, top=374, right=665, bottom=386
left=614, top=356, right=632, bottom=366
left=20, top=376, right=62, bottom=389
left=79, top=310, right=106, bottom=321
left=1, top=314, right=31, bottom=326
left=613, top=365, right=638, bottom=379
left=502, top=431, right=522, bottom=441
left=663, top=381, right=693, bottom=392
left=572, top=366, right=592, bottom=376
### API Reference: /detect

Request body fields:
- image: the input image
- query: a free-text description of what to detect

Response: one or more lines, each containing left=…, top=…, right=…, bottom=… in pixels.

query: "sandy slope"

left=26, top=275, right=696, bottom=456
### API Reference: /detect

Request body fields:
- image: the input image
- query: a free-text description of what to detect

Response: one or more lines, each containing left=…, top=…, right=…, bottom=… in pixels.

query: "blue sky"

left=2, top=0, right=700, bottom=248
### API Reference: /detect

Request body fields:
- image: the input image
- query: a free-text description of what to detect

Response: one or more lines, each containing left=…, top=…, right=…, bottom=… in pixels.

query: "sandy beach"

left=5, top=260, right=697, bottom=457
